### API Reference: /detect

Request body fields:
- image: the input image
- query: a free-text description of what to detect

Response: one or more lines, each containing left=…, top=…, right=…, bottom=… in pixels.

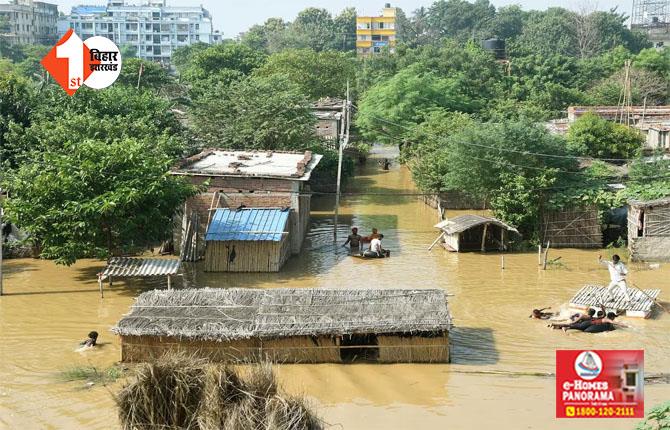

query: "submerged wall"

left=120, top=332, right=450, bottom=364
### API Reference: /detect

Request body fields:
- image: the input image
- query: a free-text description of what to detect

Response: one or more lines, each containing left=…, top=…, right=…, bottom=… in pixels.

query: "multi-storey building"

left=0, top=0, right=58, bottom=46
left=61, top=0, right=214, bottom=64
left=356, top=3, right=397, bottom=56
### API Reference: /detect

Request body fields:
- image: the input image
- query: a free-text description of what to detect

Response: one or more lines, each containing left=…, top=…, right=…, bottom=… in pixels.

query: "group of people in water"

left=529, top=254, right=634, bottom=334
left=530, top=306, right=622, bottom=333
left=342, top=227, right=390, bottom=258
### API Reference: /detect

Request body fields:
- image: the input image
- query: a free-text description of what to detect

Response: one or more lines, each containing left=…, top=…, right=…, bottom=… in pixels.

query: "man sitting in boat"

left=599, top=254, right=631, bottom=306
left=362, top=228, right=381, bottom=244
left=342, top=227, right=362, bottom=252
left=362, top=234, right=389, bottom=258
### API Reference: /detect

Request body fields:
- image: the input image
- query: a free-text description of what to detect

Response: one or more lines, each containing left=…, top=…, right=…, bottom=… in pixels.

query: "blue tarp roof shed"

left=206, top=208, right=290, bottom=242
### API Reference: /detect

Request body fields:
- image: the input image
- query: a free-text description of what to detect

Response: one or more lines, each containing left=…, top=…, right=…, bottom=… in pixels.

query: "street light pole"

left=334, top=81, right=351, bottom=241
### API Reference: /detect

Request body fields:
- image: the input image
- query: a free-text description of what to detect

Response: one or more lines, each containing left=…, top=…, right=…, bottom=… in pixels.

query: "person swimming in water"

left=548, top=308, right=596, bottom=329
left=583, top=312, right=618, bottom=333
left=529, top=307, right=553, bottom=319
left=80, top=331, right=99, bottom=348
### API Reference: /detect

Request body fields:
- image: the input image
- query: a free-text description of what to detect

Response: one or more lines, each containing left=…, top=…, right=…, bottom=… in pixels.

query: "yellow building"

left=356, top=3, right=397, bottom=56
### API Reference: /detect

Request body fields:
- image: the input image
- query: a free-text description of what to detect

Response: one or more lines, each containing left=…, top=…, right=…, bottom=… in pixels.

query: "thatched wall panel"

left=262, top=336, right=340, bottom=363
left=541, top=206, right=602, bottom=248
left=121, top=336, right=262, bottom=363
left=204, top=239, right=288, bottom=272
left=377, top=334, right=449, bottom=363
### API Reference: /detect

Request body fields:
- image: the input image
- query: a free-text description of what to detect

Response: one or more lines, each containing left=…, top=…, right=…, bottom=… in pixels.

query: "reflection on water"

left=1, top=146, right=669, bottom=429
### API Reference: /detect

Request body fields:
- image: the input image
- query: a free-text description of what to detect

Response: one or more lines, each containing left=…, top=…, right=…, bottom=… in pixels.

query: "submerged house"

left=434, top=215, right=518, bottom=252
left=311, top=97, right=345, bottom=144
left=628, top=197, right=670, bottom=261
left=204, top=208, right=291, bottom=272
left=113, top=288, right=452, bottom=364
left=171, top=150, right=322, bottom=260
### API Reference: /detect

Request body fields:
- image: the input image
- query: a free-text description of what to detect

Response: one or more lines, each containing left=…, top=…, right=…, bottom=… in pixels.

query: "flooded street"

left=1, top=147, right=669, bottom=429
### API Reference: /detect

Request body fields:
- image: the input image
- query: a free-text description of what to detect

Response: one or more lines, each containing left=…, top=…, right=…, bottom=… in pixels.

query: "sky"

left=49, top=0, right=636, bottom=37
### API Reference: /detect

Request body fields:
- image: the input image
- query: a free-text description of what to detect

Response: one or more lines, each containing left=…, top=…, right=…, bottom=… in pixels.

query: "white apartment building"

left=61, top=0, right=214, bottom=64
left=0, top=0, right=58, bottom=45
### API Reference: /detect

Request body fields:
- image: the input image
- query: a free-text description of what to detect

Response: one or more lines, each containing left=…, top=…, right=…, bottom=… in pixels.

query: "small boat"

left=352, top=250, right=391, bottom=259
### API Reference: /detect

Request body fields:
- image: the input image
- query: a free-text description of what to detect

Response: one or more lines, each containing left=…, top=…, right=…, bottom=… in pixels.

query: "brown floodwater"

left=1, top=146, right=668, bottom=429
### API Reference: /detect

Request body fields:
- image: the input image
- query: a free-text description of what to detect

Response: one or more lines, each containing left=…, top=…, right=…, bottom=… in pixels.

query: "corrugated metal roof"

left=101, top=257, right=180, bottom=278
left=206, top=208, right=290, bottom=242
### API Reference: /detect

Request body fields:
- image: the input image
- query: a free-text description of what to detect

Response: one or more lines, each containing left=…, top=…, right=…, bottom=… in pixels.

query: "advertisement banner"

left=556, top=350, right=644, bottom=418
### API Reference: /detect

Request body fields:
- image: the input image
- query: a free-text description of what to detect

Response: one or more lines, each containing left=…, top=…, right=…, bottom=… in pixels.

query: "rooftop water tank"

left=482, top=37, right=506, bottom=60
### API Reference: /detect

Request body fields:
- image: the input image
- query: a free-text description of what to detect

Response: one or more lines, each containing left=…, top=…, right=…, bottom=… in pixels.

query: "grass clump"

left=59, top=365, right=124, bottom=385
left=116, top=353, right=322, bottom=430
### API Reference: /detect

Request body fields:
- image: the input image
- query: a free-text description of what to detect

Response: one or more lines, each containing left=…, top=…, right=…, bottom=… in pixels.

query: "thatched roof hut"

left=434, top=214, right=518, bottom=252
left=628, top=197, right=670, bottom=261
left=113, top=288, right=452, bottom=364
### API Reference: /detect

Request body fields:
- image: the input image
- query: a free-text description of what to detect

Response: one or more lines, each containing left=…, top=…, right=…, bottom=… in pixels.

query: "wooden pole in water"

left=538, top=244, right=542, bottom=266
left=167, top=274, right=172, bottom=290
left=428, top=232, right=445, bottom=251
left=481, top=223, right=488, bottom=252
left=542, top=241, right=551, bottom=270
left=98, top=274, right=104, bottom=298
left=501, top=255, right=505, bottom=270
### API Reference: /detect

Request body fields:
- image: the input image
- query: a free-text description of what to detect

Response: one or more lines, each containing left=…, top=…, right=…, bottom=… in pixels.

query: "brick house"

left=171, top=149, right=323, bottom=259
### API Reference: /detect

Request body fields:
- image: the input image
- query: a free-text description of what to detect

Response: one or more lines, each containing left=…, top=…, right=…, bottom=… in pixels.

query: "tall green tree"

left=192, top=74, right=316, bottom=150
left=0, top=72, right=34, bottom=168
left=356, top=64, right=480, bottom=144
left=255, top=49, right=356, bottom=99
left=333, top=7, right=357, bottom=51
left=4, top=138, right=198, bottom=265
left=566, top=113, right=644, bottom=159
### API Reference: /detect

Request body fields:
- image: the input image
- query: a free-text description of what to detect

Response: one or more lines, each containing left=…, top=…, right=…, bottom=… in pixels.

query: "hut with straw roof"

left=113, top=288, right=452, bottom=364
left=628, top=197, right=670, bottom=261
left=433, top=214, right=518, bottom=252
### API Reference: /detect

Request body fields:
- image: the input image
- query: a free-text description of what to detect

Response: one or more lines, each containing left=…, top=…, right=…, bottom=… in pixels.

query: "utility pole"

left=334, top=81, right=350, bottom=241
left=1, top=191, right=4, bottom=296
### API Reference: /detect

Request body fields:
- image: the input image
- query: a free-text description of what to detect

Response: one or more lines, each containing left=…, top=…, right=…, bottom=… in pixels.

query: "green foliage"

left=0, top=71, right=34, bottom=168
left=621, top=156, right=670, bottom=201
left=426, top=0, right=496, bottom=42
left=636, top=401, right=670, bottom=430
left=4, top=138, right=198, bottom=265
left=255, top=49, right=356, bottom=99
left=566, top=113, right=644, bottom=159
left=192, top=74, right=316, bottom=151
left=240, top=7, right=356, bottom=53
left=59, top=365, right=125, bottom=385
left=117, top=58, right=172, bottom=90
left=411, top=120, right=575, bottom=236
left=180, top=42, right=266, bottom=83
left=356, top=64, right=482, bottom=143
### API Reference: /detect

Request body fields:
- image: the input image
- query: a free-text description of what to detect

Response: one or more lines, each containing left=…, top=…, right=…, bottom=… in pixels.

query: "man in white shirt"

left=369, top=234, right=384, bottom=256
left=599, top=254, right=631, bottom=305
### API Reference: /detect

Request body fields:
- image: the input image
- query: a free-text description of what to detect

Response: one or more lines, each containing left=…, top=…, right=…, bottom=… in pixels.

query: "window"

left=372, top=35, right=381, bottom=41
left=358, top=35, right=367, bottom=41
left=378, top=22, right=384, bottom=29
left=625, top=372, right=637, bottom=387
